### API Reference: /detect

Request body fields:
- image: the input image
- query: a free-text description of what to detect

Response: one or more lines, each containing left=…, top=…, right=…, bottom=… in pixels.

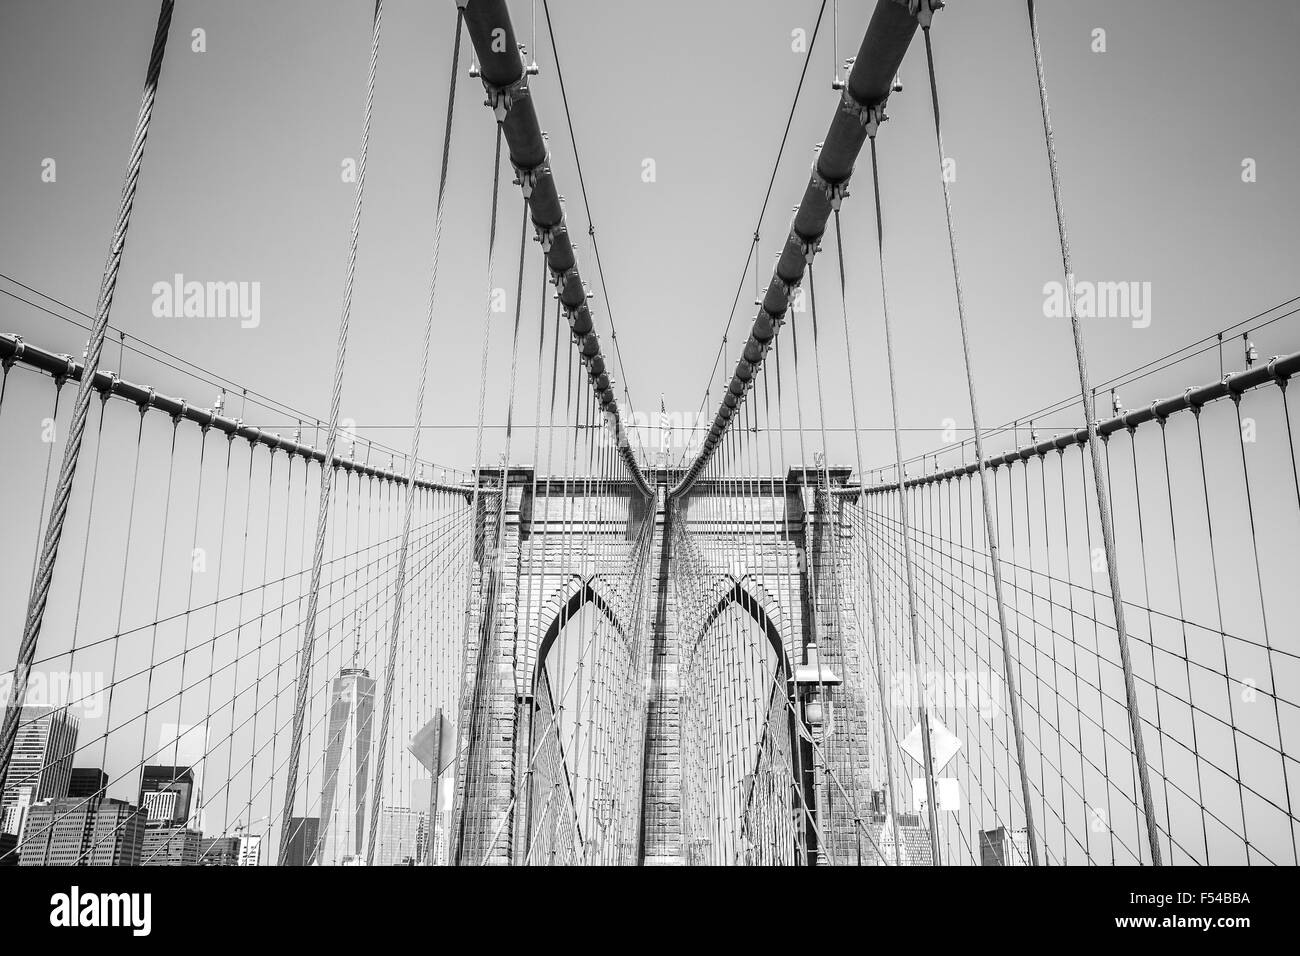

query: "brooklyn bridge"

left=1, top=0, right=1297, bottom=868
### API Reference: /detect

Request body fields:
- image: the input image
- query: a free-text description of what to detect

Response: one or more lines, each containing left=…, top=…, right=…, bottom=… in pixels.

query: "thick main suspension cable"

left=670, top=0, right=920, bottom=497
left=461, top=0, right=650, bottom=497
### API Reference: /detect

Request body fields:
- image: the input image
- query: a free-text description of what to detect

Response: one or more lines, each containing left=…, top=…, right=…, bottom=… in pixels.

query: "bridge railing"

left=0, top=337, right=478, bottom=865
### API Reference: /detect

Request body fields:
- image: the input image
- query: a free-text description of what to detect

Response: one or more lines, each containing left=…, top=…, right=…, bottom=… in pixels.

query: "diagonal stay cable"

left=365, top=6, right=466, bottom=865
left=278, top=0, right=383, bottom=866
left=0, top=0, right=176, bottom=796
left=918, top=13, right=1040, bottom=865
left=1024, top=0, right=1161, bottom=865
left=677, top=0, right=829, bottom=469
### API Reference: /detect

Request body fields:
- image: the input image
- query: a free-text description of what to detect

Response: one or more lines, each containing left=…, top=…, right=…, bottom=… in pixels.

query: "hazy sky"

left=2, top=0, right=1298, bottom=474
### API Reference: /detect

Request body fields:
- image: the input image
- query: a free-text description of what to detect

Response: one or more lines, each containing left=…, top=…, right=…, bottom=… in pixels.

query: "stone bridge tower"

left=449, top=466, right=875, bottom=866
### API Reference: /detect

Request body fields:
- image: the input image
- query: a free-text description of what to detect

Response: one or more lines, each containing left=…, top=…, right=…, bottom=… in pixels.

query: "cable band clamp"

left=534, top=222, right=566, bottom=254
left=810, top=165, right=849, bottom=211
left=512, top=157, right=549, bottom=199
left=840, top=86, right=889, bottom=138
left=1266, top=355, right=1289, bottom=388
left=790, top=229, right=821, bottom=264
left=482, top=75, right=529, bottom=123
left=55, top=353, right=75, bottom=389
left=772, top=277, right=801, bottom=309
left=2, top=335, right=24, bottom=372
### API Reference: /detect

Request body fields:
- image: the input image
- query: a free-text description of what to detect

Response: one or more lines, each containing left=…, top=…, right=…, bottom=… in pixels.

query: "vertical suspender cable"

left=867, top=135, right=941, bottom=864
left=471, top=205, right=536, bottom=868
left=453, top=124, right=505, bottom=864
left=0, top=0, right=175, bottom=794
left=831, top=211, right=901, bottom=861
left=919, top=21, right=1039, bottom=865
left=1025, top=0, right=1161, bottom=865
left=365, top=8, right=464, bottom=865
left=279, top=0, right=383, bottom=866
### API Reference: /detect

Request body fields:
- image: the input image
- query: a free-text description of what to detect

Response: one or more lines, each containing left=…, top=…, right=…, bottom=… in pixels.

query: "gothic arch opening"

left=679, top=578, right=799, bottom=865
left=695, top=577, right=790, bottom=670
left=521, top=576, right=638, bottom=865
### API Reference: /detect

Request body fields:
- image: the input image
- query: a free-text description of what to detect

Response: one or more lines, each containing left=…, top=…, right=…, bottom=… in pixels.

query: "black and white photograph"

left=0, top=0, right=1294, bottom=939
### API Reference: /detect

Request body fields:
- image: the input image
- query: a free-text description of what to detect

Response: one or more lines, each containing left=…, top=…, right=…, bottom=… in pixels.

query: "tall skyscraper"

left=157, top=723, right=208, bottom=830
left=374, top=806, right=425, bottom=866
left=282, top=816, right=319, bottom=866
left=67, top=767, right=108, bottom=800
left=138, top=766, right=196, bottom=827
left=316, top=667, right=375, bottom=866
left=979, top=826, right=1031, bottom=866
left=1, top=706, right=78, bottom=836
left=18, top=797, right=145, bottom=866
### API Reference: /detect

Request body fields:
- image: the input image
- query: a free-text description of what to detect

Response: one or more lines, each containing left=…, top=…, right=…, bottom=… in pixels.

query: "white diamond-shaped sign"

left=899, top=718, right=961, bottom=772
